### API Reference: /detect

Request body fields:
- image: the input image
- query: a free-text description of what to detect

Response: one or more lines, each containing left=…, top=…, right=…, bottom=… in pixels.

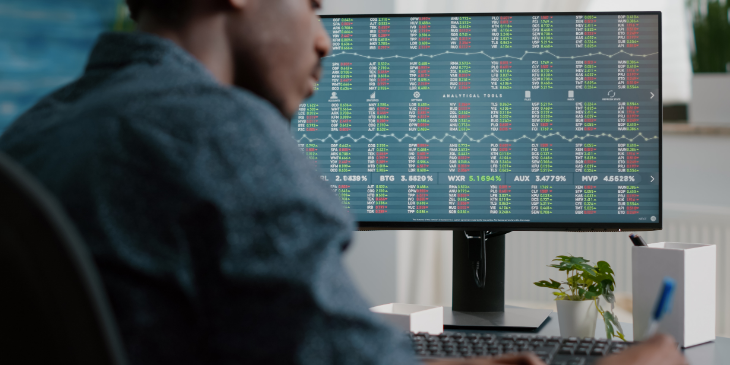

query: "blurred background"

left=1, top=0, right=728, bottom=336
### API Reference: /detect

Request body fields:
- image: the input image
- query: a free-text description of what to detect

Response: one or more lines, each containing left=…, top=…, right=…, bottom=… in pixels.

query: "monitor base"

left=443, top=306, right=552, bottom=331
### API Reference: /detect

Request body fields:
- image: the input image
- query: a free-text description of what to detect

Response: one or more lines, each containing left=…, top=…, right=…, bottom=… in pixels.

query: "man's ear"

left=227, top=0, right=250, bottom=10
left=126, top=0, right=141, bottom=21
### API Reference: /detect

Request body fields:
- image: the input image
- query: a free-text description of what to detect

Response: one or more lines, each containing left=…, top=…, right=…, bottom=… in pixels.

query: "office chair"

left=0, top=152, right=127, bottom=365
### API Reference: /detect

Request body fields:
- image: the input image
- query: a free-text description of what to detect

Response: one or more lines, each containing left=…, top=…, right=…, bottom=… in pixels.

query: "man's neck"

left=136, top=13, right=234, bottom=86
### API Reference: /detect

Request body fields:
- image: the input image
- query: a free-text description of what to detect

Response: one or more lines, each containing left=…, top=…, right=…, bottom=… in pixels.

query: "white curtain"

left=396, top=230, right=453, bottom=306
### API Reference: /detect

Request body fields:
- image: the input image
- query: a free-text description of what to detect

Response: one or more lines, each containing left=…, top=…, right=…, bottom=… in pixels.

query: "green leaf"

left=546, top=256, right=621, bottom=307
left=567, top=256, right=590, bottom=265
left=601, top=280, right=616, bottom=310
left=579, top=263, right=597, bottom=276
left=584, top=284, right=602, bottom=299
left=549, top=263, right=571, bottom=271
left=607, top=311, right=624, bottom=336
left=534, top=280, right=562, bottom=289
left=602, top=293, right=616, bottom=310
left=604, top=311, right=615, bottom=326
left=602, top=278, right=615, bottom=291
left=603, top=314, right=614, bottom=340
left=560, top=262, right=577, bottom=269
left=582, top=272, right=598, bottom=285
left=596, top=261, right=615, bottom=276
left=567, top=275, right=587, bottom=286
left=586, top=270, right=612, bottom=283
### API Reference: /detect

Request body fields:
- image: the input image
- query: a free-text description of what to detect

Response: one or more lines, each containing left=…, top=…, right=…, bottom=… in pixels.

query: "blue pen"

left=644, top=277, right=676, bottom=340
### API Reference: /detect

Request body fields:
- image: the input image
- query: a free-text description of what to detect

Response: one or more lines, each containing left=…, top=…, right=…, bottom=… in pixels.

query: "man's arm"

left=596, top=334, right=687, bottom=365
left=110, top=88, right=420, bottom=364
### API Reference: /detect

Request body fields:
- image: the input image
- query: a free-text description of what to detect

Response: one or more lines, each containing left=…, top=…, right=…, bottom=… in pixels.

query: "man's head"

left=126, top=0, right=330, bottom=119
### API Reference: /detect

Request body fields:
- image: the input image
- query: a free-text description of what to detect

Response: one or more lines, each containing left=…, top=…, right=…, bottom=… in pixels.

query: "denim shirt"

left=0, top=32, right=416, bottom=365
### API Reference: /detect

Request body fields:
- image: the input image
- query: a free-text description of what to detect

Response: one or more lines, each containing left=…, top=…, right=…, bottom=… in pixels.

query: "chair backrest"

left=0, top=152, right=127, bottom=365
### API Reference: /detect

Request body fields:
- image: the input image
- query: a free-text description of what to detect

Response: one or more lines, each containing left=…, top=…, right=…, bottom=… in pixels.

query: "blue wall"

left=0, top=0, right=121, bottom=132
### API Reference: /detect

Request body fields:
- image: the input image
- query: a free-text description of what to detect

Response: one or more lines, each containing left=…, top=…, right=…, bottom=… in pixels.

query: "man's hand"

left=597, top=333, right=687, bottom=365
left=424, top=353, right=545, bottom=365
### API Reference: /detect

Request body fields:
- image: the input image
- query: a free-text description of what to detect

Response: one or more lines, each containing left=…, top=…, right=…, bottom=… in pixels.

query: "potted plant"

left=534, top=255, right=626, bottom=340
left=689, top=0, right=730, bottom=126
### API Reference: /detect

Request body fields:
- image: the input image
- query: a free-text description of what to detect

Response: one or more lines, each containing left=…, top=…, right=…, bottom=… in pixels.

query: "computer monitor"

left=291, top=12, right=662, bottom=329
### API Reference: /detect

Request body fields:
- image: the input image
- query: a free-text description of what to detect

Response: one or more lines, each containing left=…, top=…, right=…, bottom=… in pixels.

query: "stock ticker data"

left=291, top=13, right=662, bottom=224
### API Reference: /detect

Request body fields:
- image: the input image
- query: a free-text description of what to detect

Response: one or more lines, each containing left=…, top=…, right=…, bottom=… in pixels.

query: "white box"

left=370, top=303, right=443, bottom=335
left=633, top=242, right=716, bottom=347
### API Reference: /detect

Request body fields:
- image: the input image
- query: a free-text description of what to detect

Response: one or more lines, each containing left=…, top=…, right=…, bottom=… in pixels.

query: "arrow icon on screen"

left=650, top=92, right=655, bottom=99
left=651, top=176, right=655, bottom=182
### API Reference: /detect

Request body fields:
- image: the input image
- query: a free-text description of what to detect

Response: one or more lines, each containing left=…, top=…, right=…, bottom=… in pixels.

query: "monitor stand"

left=443, top=231, right=552, bottom=331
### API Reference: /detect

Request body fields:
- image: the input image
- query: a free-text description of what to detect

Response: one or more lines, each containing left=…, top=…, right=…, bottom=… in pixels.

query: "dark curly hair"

left=125, top=0, right=192, bottom=25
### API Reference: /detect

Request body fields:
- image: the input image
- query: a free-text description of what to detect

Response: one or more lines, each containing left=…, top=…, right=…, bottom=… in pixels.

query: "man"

left=0, top=0, right=686, bottom=364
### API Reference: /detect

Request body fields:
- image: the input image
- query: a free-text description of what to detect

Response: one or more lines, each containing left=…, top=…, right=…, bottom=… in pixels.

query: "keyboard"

left=409, top=332, right=634, bottom=365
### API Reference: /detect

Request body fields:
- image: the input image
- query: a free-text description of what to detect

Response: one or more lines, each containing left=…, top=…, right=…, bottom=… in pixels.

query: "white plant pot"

left=556, top=299, right=598, bottom=338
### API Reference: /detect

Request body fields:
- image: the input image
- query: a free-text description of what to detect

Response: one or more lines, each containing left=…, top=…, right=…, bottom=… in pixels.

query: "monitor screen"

left=291, top=12, right=662, bottom=231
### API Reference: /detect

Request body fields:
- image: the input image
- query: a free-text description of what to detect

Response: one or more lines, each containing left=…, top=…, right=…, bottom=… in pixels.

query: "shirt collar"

left=85, top=31, right=214, bottom=81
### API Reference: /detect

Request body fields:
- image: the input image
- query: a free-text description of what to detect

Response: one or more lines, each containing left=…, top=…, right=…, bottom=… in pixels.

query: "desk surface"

left=450, top=311, right=729, bottom=365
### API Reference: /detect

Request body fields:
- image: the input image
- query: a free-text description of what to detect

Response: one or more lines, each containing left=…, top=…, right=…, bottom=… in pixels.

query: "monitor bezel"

left=316, top=11, right=663, bottom=232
